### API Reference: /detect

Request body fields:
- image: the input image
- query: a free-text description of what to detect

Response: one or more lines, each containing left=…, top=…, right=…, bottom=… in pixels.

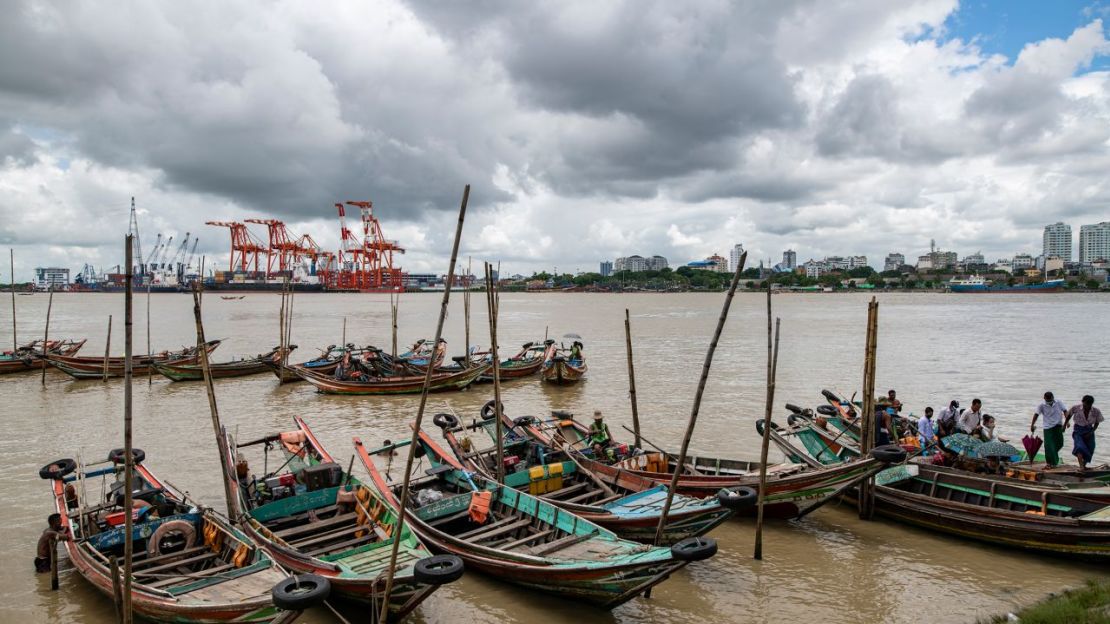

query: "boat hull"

left=949, top=279, right=1066, bottom=293
left=46, top=341, right=221, bottom=380
left=541, top=359, right=587, bottom=385
left=297, top=363, right=490, bottom=395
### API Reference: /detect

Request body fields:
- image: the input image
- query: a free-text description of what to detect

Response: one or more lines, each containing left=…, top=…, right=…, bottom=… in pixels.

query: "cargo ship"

left=948, top=275, right=1065, bottom=293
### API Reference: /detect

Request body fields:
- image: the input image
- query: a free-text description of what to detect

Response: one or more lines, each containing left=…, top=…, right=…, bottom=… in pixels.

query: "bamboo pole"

left=122, top=235, right=134, bottom=624
left=378, top=184, right=470, bottom=623
left=110, top=557, right=123, bottom=621
left=192, top=284, right=239, bottom=519
left=857, top=298, right=879, bottom=520
left=652, top=252, right=746, bottom=545
left=40, top=285, right=54, bottom=385
left=49, top=533, right=58, bottom=590
left=624, top=309, right=641, bottom=449
left=485, top=262, right=505, bottom=484
left=341, top=316, right=346, bottom=347
left=391, top=293, right=399, bottom=362
left=284, top=280, right=294, bottom=368
left=146, top=281, right=152, bottom=385
left=753, top=304, right=781, bottom=560
left=9, top=248, right=15, bottom=351
left=464, top=257, right=471, bottom=358
left=103, top=315, right=112, bottom=381
left=278, top=279, right=287, bottom=376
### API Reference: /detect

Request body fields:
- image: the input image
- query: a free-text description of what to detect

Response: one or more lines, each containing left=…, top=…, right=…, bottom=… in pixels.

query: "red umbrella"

left=1023, top=434, right=1043, bottom=465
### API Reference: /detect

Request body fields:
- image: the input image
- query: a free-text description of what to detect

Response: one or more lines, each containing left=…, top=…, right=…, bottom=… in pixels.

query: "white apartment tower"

left=730, top=244, right=745, bottom=272
left=1079, top=222, right=1110, bottom=263
left=1043, top=222, right=1072, bottom=261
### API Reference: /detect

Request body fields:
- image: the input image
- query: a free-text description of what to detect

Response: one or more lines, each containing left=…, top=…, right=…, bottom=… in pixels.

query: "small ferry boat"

left=948, top=275, right=1065, bottom=293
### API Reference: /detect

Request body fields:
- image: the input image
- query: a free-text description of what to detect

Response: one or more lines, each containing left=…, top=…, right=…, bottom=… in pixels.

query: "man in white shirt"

left=918, top=407, right=936, bottom=451
left=1030, top=391, right=1067, bottom=467
left=958, top=398, right=983, bottom=436
left=937, top=400, right=960, bottom=437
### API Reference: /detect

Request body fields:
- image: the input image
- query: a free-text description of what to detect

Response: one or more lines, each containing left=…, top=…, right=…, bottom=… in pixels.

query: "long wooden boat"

left=45, top=340, right=222, bottom=380
left=263, top=345, right=378, bottom=384
left=296, top=362, right=490, bottom=396
left=397, top=338, right=447, bottom=370
left=0, top=338, right=86, bottom=374
left=153, top=346, right=292, bottom=382
left=540, top=347, right=587, bottom=385
left=355, top=433, right=717, bottom=609
left=40, top=452, right=286, bottom=622
left=478, top=340, right=555, bottom=381
left=848, top=462, right=1110, bottom=559
left=517, top=412, right=899, bottom=519
left=222, top=416, right=461, bottom=614
left=427, top=415, right=735, bottom=544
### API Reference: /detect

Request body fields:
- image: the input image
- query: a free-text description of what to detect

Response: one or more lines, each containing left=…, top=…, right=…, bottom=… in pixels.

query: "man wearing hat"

left=588, top=411, right=612, bottom=459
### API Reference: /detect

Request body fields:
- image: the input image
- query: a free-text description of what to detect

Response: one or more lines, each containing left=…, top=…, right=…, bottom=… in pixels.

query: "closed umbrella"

left=1022, top=434, right=1043, bottom=465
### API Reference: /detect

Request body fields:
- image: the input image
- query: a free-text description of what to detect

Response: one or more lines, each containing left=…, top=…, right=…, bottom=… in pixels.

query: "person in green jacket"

left=588, top=410, right=612, bottom=458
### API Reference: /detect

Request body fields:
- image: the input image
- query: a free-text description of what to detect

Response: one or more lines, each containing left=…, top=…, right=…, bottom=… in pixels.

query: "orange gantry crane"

left=204, top=221, right=267, bottom=274
left=335, top=201, right=405, bottom=291
left=244, top=218, right=302, bottom=278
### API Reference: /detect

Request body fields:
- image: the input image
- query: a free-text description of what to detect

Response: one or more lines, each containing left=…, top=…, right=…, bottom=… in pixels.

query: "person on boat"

left=588, top=411, right=612, bottom=458
left=980, top=414, right=1008, bottom=443
left=1030, top=391, right=1067, bottom=467
left=876, top=403, right=894, bottom=446
left=334, top=352, right=351, bottom=380
left=879, top=389, right=902, bottom=414
left=937, top=400, right=960, bottom=437
left=958, top=398, right=984, bottom=437
left=569, top=341, right=584, bottom=362
left=1066, top=395, right=1103, bottom=471
left=917, top=407, right=936, bottom=452
left=34, top=513, right=70, bottom=573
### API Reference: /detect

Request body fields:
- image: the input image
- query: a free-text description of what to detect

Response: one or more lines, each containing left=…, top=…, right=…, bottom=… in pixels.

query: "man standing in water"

left=34, top=513, right=69, bottom=573
left=1065, top=395, right=1103, bottom=471
left=1031, top=391, right=1068, bottom=467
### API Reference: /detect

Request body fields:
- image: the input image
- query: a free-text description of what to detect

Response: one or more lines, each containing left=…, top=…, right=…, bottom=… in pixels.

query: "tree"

left=848, top=266, right=875, bottom=278
left=866, top=274, right=884, bottom=287
left=1086, top=279, right=1101, bottom=290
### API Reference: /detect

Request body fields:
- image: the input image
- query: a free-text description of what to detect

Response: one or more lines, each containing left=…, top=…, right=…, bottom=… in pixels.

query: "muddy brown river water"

left=2, top=291, right=1107, bottom=623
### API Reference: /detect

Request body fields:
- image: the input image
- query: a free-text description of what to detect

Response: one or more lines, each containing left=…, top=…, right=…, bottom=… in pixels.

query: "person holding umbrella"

left=1030, top=391, right=1068, bottom=468
left=1065, top=395, right=1103, bottom=471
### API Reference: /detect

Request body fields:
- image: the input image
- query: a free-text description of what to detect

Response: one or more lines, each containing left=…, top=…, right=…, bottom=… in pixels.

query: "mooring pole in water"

left=41, top=285, right=54, bottom=385
left=284, top=280, right=294, bottom=368
left=49, top=533, right=58, bottom=590
left=9, top=248, right=15, bottom=352
left=192, top=284, right=238, bottom=519
left=278, top=278, right=287, bottom=377
left=110, top=556, right=123, bottom=621
left=624, top=309, right=642, bottom=450
left=122, top=235, right=134, bottom=624
left=653, top=252, right=746, bottom=546
left=857, top=297, right=879, bottom=520
left=464, top=257, right=472, bottom=358
left=341, top=316, right=346, bottom=347
left=103, top=315, right=112, bottom=381
left=754, top=278, right=781, bottom=559
left=146, top=280, right=152, bottom=385
left=391, top=292, right=399, bottom=362
left=485, top=262, right=505, bottom=484
left=378, top=184, right=470, bottom=623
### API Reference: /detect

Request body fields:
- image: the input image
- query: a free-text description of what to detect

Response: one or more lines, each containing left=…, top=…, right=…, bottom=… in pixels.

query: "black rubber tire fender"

left=413, top=554, right=465, bottom=585
left=513, top=416, right=536, bottom=428
left=786, top=414, right=802, bottom=427
left=717, top=486, right=758, bottom=510
left=870, top=444, right=907, bottom=464
left=40, top=458, right=77, bottom=480
left=784, top=403, right=803, bottom=414
left=108, top=448, right=146, bottom=465
left=821, top=389, right=839, bottom=403
left=432, top=413, right=459, bottom=430
left=816, top=405, right=838, bottom=416
left=670, top=537, right=718, bottom=562
left=271, top=574, right=332, bottom=611
left=480, top=399, right=504, bottom=421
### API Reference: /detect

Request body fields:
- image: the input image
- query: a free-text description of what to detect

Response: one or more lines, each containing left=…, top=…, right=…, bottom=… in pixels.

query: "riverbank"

left=985, top=580, right=1110, bottom=623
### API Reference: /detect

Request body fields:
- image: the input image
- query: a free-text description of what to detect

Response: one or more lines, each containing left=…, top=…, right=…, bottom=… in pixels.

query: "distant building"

left=686, top=260, right=717, bottom=271
left=1013, top=254, right=1035, bottom=270
left=961, top=251, right=986, bottom=271
left=614, top=254, right=666, bottom=273
left=824, top=256, right=849, bottom=271
left=849, top=255, right=868, bottom=269
left=599, top=261, right=613, bottom=277
left=884, top=253, right=905, bottom=272
left=34, top=267, right=69, bottom=290
left=782, top=249, right=797, bottom=269
left=1044, top=256, right=1065, bottom=274
left=1043, top=222, right=1072, bottom=261
left=803, top=260, right=823, bottom=279
left=1079, top=222, right=1110, bottom=263
left=402, top=273, right=439, bottom=288
left=646, top=255, right=669, bottom=271
left=730, top=244, right=745, bottom=272
left=993, top=259, right=1013, bottom=274
left=707, top=254, right=730, bottom=273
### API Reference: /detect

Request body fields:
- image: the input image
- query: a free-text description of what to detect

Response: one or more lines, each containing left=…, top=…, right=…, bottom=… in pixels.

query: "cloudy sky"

left=2, top=0, right=1110, bottom=279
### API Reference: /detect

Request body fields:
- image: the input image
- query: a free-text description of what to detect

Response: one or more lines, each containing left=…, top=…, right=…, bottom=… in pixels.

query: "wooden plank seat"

left=529, top=533, right=590, bottom=556
left=261, top=504, right=340, bottom=530
left=540, top=482, right=590, bottom=500
left=499, top=529, right=554, bottom=551
left=131, top=546, right=210, bottom=569
left=427, top=509, right=472, bottom=527
left=287, top=523, right=363, bottom=550
left=306, top=532, right=378, bottom=557
left=454, top=514, right=522, bottom=540
left=133, top=550, right=220, bottom=576
left=146, top=562, right=235, bottom=590
left=273, top=511, right=357, bottom=539
left=466, top=518, right=533, bottom=544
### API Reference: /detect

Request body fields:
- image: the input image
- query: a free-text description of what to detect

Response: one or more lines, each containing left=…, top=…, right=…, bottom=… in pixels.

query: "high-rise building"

left=884, top=253, right=905, bottom=272
left=849, top=255, right=868, bottom=269
left=599, top=261, right=613, bottom=277
left=1013, top=253, right=1035, bottom=270
left=1043, top=222, right=1072, bottom=261
left=614, top=254, right=666, bottom=273
left=1079, top=222, right=1110, bottom=263
left=34, top=267, right=70, bottom=290
left=708, top=253, right=730, bottom=273
left=730, top=244, right=745, bottom=272
left=782, top=249, right=797, bottom=269
left=646, top=255, right=669, bottom=271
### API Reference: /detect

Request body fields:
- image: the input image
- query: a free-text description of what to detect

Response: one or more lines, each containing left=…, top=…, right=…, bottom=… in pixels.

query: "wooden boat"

left=397, top=338, right=447, bottom=370
left=40, top=452, right=287, bottom=622
left=478, top=340, right=555, bottom=381
left=356, top=432, right=718, bottom=609
left=45, top=340, right=222, bottom=380
left=427, top=413, right=736, bottom=544
left=263, top=344, right=375, bottom=384
left=222, top=416, right=462, bottom=614
left=0, top=338, right=86, bottom=374
left=516, top=411, right=899, bottom=519
left=296, top=362, right=490, bottom=396
left=153, top=346, right=293, bottom=382
left=219, top=296, right=246, bottom=300
left=846, top=462, right=1110, bottom=559
left=541, top=340, right=587, bottom=385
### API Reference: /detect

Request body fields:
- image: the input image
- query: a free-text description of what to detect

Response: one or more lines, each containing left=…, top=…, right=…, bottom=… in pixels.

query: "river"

left=2, top=291, right=1107, bottom=623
